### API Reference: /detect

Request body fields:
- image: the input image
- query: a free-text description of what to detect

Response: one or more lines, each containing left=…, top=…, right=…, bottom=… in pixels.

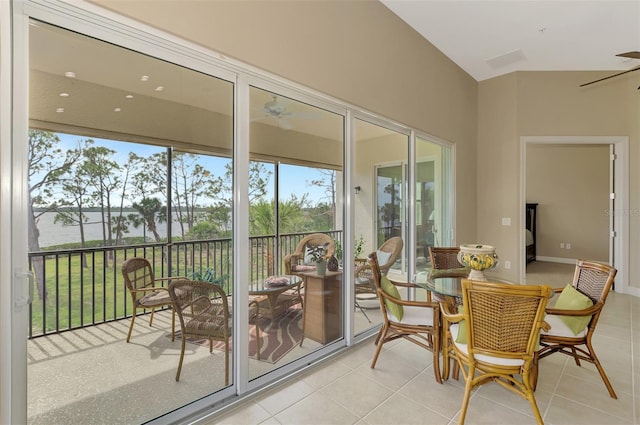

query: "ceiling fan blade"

left=580, top=65, right=640, bottom=87
left=616, top=51, right=640, bottom=60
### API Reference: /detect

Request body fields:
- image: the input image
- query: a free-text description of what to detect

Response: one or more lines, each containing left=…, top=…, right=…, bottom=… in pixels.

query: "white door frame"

left=519, top=136, right=631, bottom=296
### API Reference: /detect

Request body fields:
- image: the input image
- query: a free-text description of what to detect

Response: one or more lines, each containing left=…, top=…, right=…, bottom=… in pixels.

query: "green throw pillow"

left=381, top=275, right=404, bottom=321
left=555, top=284, right=594, bottom=335
left=455, top=305, right=467, bottom=344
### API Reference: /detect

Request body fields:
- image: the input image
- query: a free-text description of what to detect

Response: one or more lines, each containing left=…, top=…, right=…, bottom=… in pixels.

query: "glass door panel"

left=248, top=86, right=344, bottom=379
left=28, top=21, right=234, bottom=423
left=353, top=119, right=408, bottom=336
left=416, top=136, right=453, bottom=274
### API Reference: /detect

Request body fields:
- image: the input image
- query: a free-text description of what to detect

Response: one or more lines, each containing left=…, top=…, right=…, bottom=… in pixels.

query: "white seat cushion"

left=541, top=314, right=587, bottom=338
left=388, top=305, right=434, bottom=326
left=450, top=323, right=525, bottom=367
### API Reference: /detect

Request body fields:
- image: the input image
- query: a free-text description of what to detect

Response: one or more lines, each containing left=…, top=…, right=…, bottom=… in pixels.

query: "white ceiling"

left=381, top=0, right=640, bottom=82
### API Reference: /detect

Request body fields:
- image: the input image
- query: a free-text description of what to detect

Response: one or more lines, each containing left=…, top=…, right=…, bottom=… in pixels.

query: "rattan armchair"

left=535, top=259, right=618, bottom=398
left=368, top=251, right=442, bottom=384
left=440, top=279, right=551, bottom=425
left=121, top=257, right=186, bottom=343
left=283, top=233, right=335, bottom=276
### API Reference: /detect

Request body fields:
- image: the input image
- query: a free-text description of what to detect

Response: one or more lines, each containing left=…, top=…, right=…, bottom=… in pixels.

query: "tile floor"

left=201, top=263, right=639, bottom=425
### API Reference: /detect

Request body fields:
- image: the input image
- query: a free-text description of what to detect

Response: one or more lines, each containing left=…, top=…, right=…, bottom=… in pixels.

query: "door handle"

left=14, top=270, right=34, bottom=307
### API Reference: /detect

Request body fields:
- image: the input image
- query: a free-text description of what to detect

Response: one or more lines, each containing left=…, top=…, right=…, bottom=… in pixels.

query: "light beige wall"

left=527, top=144, right=609, bottom=262
left=476, top=73, right=519, bottom=281
left=89, top=0, right=479, bottom=245
left=479, top=70, right=640, bottom=291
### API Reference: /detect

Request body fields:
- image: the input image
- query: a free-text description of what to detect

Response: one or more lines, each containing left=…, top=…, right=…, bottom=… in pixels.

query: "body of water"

left=36, top=211, right=185, bottom=247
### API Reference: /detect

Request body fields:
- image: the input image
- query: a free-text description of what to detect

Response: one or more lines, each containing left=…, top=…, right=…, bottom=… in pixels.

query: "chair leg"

left=148, top=307, right=155, bottom=326
left=531, top=352, right=540, bottom=391
left=432, top=335, right=442, bottom=384
left=126, top=312, right=136, bottom=343
left=224, top=339, right=229, bottom=387
left=374, top=325, right=385, bottom=346
left=458, top=369, right=474, bottom=425
left=355, top=299, right=372, bottom=323
left=171, top=309, right=176, bottom=341
left=299, top=294, right=306, bottom=347
left=526, top=390, right=544, bottom=425
left=175, top=337, right=186, bottom=381
left=586, top=340, right=618, bottom=399
left=255, top=322, right=261, bottom=361
left=370, top=325, right=389, bottom=368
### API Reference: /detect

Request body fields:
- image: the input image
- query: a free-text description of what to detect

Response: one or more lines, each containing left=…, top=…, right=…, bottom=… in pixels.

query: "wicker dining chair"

left=440, top=279, right=551, bottom=425
left=168, top=280, right=233, bottom=383
left=428, top=246, right=465, bottom=270
left=535, top=259, right=618, bottom=398
left=368, top=251, right=442, bottom=384
left=121, top=257, right=185, bottom=343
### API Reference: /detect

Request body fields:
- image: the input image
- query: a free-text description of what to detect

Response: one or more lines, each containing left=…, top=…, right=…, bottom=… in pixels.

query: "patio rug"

left=169, top=306, right=303, bottom=364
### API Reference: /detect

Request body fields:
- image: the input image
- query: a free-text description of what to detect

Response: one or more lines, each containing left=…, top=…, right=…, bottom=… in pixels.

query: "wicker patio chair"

left=535, top=259, right=618, bottom=398
left=355, top=236, right=403, bottom=297
left=440, top=279, right=551, bottom=425
left=121, top=257, right=186, bottom=343
left=368, top=251, right=442, bottom=384
left=168, top=280, right=233, bottom=383
left=283, top=233, right=335, bottom=277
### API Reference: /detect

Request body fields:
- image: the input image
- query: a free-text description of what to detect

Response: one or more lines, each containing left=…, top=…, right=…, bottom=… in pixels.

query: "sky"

left=55, top=132, right=329, bottom=205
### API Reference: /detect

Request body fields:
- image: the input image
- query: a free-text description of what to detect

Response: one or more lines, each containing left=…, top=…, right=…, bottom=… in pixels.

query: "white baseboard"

left=534, top=256, right=576, bottom=265
left=623, top=286, right=640, bottom=297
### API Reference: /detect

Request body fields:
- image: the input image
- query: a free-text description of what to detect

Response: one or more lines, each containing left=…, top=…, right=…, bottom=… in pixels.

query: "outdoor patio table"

left=248, top=275, right=303, bottom=320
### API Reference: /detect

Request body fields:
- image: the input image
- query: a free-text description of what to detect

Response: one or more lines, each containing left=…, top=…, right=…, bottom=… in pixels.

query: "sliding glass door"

left=27, top=20, right=236, bottom=424
left=248, top=86, right=344, bottom=379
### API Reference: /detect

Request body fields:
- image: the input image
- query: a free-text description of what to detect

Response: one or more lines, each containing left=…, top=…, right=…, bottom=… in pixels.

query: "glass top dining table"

left=413, top=269, right=469, bottom=304
left=413, top=269, right=539, bottom=305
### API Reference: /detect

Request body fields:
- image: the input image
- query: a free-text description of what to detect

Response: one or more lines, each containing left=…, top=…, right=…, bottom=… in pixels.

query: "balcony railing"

left=27, top=231, right=342, bottom=338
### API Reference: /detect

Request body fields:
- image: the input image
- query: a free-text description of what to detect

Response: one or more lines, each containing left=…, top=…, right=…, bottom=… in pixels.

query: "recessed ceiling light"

left=64, top=71, right=76, bottom=78
left=155, top=86, right=164, bottom=92
left=114, top=107, right=121, bottom=112
left=125, top=94, right=134, bottom=99
left=59, top=93, right=69, bottom=97
left=140, top=75, right=150, bottom=82
left=56, top=108, right=64, bottom=113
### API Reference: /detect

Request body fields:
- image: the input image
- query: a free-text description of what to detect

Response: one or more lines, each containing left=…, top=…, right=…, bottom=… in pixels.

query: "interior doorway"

left=520, top=136, right=629, bottom=294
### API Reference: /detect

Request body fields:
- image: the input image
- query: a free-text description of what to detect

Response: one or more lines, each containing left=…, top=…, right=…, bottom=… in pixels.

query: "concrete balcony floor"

left=27, top=305, right=381, bottom=424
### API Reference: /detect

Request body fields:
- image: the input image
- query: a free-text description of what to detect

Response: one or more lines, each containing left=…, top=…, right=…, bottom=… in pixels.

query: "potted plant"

left=308, top=242, right=330, bottom=275
left=354, top=235, right=365, bottom=260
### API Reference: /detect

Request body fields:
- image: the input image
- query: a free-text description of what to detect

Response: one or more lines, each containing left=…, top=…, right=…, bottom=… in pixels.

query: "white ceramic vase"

left=457, top=244, right=498, bottom=281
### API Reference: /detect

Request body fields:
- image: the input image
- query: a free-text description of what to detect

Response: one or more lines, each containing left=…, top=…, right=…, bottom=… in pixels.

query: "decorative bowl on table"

left=266, top=276, right=290, bottom=287
left=457, top=244, right=499, bottom=281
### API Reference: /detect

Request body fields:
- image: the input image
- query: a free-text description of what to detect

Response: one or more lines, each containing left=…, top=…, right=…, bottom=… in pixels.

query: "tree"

left=83, top=144, right=121, bottom=247
left=171, top=152, right=224, bottom=239
left=112, top=152, right=144, bottom=245
left=55, top=147, right=100, bottom=268
left=131, top=197, right=166, bottom=242
left=309, top=168, right=337, bottom=228
left=28, top=130, right=82, bottom=299
left=380, top=177, right=401, bottom=235
left=223, top=161, right=270, bottom=205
